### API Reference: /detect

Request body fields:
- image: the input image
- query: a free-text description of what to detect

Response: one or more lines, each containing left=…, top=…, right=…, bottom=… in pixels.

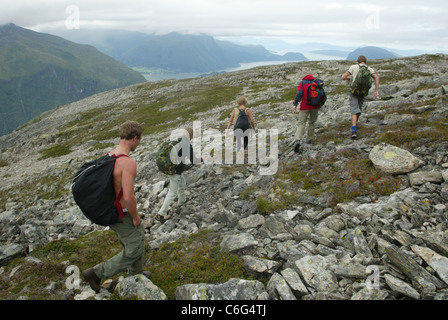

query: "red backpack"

left=306, top=79, right=327, bottom=107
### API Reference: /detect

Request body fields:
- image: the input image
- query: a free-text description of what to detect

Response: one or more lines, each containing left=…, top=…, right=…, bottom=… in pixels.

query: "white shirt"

left=347, top=64, right=376, bottom=85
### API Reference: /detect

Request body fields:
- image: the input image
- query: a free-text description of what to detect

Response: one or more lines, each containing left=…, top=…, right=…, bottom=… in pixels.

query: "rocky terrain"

left=1, top=54, right=448, bottom=300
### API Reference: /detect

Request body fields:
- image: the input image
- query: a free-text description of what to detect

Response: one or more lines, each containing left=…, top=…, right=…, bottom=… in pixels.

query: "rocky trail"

left=1, top=54, right=448, bottom=300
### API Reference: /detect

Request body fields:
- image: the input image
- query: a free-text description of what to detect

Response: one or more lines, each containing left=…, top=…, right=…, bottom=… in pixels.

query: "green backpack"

left=351, top=65, right=373, bottom=97
left=156, top=140, right=181, bottom=175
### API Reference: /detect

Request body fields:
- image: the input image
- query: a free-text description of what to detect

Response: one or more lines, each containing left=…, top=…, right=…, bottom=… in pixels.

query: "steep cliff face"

left=1, top=54, right=448, bottom=300
left=0, top=24, right=146, bottom=136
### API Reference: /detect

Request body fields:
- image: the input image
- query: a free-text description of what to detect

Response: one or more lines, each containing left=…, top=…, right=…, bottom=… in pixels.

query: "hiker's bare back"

left=110, top=141, right=141, bottom=228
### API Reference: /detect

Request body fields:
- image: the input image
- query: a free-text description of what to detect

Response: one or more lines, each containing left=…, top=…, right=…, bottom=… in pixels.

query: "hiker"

left=226, top=97, right=256, bottom=152
left=292, top=74, right=327, bottom=153
left=156, top=127, right=203, bottom=223
left=342, top=55, right=380, bottom=139
left=82, top=121, right=148, bottom=293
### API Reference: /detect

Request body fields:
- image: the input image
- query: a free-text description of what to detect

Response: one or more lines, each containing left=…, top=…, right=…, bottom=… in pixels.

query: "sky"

left=1, top=0, right=447, bottom=53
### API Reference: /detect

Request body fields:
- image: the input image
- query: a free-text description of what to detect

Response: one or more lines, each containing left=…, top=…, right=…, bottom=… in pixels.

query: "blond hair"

left=237, top=97, right=247, bottom=106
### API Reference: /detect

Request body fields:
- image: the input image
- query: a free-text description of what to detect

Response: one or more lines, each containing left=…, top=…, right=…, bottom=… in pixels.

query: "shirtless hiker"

left=82, top=121, right=148, bottom=293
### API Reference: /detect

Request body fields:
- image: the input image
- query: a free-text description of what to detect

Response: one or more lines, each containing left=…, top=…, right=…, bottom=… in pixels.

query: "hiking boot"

left=294, top=141, right=301, bottom=153
left=82, top=268, right=101, bottom=293
left=156, top=214, right=167, bottom=224
left=351, top=132, right=358, bottom=140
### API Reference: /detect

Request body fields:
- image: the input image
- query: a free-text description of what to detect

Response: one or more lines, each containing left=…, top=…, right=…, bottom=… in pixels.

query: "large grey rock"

left=280, top=268, right=309, bottom=297
left=416, top=230, right=448, bottom=257
left=384, top=274, right=421, bottom=300
left=369, top=143, right=425, bottom=174
left=409, top=171, right=444, bottom=186
left=266, top=272, right=296, bottom=300
left=238, top=214, right=265, bottom=229
left=19, top=224, right=45, bottom=246
left=115, top=275, right=167, bottom=300
left=333, top=262, right=368, bottom=279
left=295, top=255, right=339, bottom=293
left=0, top=243, right=26, bottom=266
left=412, top=245, right=448, bottom=285
left=220, top=233, right=258, bottom=252
left=175, top=278, right=267, bottom=300
left=353, top=228, right=373, bottom=257
left=337, top=188, right=418, bottom=222
left=380, top=241, right=446, bottom=291
left=241, top=255, right=280, bottom=275
left=276, top=240, right=309, bottom=261
left=258, top=215, right=288, bottom=239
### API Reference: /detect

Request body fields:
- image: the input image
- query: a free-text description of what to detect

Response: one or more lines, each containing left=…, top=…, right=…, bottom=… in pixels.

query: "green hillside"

left=0, top=23, right=146, bottom=136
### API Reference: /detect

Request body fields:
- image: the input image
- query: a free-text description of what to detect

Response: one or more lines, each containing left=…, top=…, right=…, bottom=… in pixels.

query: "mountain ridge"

left=50, top=29, right=308, bottom=73
left=0, top=23, right=146, bottom=136
left=347, top=46, right=399, bottom=60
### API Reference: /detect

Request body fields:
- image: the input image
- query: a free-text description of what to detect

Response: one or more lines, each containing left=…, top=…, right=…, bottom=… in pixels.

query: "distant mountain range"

left=0, top=23, right=146, bottom=136
left=309, top=46, right=399, bottom=60
left=51, top=29, right=308, bottom=74
left=0, top=23, right=434, bottom=136
left=347, top=46, right=399, bottom=60
left=52, top=29, right=427, bottom=69
left=214, top=38, right=441, bottom=59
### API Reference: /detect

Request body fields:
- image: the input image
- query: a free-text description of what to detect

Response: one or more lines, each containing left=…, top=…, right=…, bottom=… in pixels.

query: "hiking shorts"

left=349, top=93, right=365, bottom=116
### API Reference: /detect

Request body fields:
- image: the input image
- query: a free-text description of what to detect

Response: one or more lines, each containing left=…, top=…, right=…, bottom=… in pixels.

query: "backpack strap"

left=359, top=64, right=369, bottom=71
left=109, top=153, right=130, bottom=219
left=115, top=189, right=125, bottom=218
left=232, top=108, right=240, bottom=125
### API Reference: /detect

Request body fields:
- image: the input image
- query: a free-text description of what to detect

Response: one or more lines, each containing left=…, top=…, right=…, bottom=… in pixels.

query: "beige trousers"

left=294, top=109, right=319, bottom=141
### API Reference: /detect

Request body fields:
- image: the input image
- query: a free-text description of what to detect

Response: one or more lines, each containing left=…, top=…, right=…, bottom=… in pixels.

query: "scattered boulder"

left=175, top=278, right=267, bottom=300
left=220, top=233, right=258, bottom=253
left=369, top=143, right=425, bottom=174
left=115, top=275, right=167, bottom=300
left=411, top=245, right=448, bottom=285
left=241, top=255, right=280, bottom=275
left=0, top=243, right=26, bottom=267
left=266, top=273, right=296, bottom=300
left=409, top=171, right=444, bottom=186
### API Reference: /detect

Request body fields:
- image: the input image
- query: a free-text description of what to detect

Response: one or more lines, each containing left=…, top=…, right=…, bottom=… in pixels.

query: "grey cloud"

left=0, top=0, right=446, bottom=51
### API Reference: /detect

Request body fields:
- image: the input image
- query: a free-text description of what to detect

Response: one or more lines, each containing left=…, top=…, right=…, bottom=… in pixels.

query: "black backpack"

left=71, top=154, right=128, bottom=226
left=234, top=108, right=251, bottom=131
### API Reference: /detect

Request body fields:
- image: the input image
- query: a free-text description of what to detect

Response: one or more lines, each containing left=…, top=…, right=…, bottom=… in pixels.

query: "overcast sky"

left=1, top=0, right=447, bottom=52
